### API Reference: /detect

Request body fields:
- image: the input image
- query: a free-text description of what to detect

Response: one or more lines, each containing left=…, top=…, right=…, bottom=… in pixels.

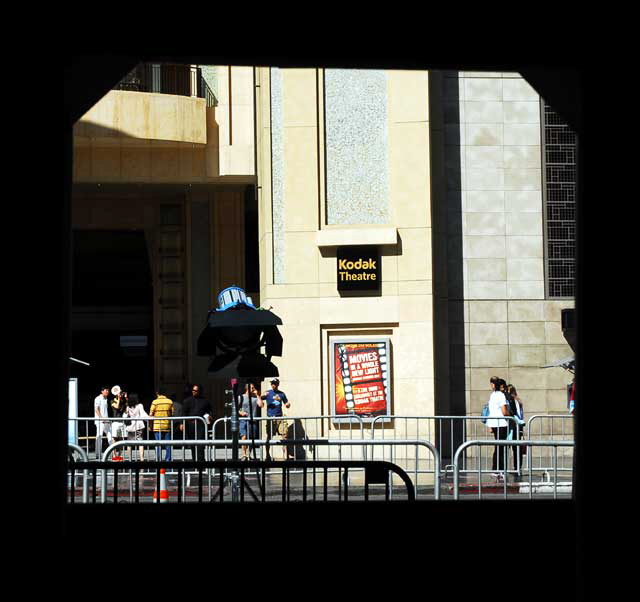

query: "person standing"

left=506, top=384, right=526, bottom=474
left=150, top=388, right=174, bottom=461
left=110, top=385, right=127, bottom=460
left=239, top=382, right=261, bottom=460
left=182, top=384, right=213, bottom=462
left=260, top=378, right=290, bottom=460
left=124, top=392, right=148, bottom=461
left=486, top=376, right=510, bottom=479
left=94, top=386, right=113, bottom=459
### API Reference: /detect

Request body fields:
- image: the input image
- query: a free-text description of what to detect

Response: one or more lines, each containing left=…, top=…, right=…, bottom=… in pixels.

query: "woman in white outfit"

left=486, top=376, right=510, bottom=477
left=124, top=392, right=148, bottom=461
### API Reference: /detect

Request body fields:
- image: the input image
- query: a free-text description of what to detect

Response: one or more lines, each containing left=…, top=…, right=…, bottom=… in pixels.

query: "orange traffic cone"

left=153, top=468, right=169, bottom=503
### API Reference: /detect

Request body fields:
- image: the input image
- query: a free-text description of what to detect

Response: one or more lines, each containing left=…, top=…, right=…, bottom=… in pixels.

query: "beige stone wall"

left=73, top=84, right=255, bottom=184
left=466, top=298, right=574, bottom=416
left=255, top=68, right=436, bottom=425
left=212, top=66, right=256, bottom=177
left=443, top=72, right=575, bottom=417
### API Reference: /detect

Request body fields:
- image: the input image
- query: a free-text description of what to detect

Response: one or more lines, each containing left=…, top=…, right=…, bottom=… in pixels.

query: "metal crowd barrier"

left=368, top=415, right=525, bottom=475
left=68, top=416, right=210, bottom=459
left=67, top=444, right=90, bottom=503
left=211, top=414, right=366, bottom=453
left=526, top=414, right=575, bottom=472
left=452, top=440, right=575, bottom=500
left=66, top=413, right=576, bottom=502
left=67, top=456, right=417, bottom=505
left=66, top=438, right=439, bottom=502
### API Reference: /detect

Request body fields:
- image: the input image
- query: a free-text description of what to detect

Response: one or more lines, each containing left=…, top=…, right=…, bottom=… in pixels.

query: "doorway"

left=70, top=230, right=154, bottom=416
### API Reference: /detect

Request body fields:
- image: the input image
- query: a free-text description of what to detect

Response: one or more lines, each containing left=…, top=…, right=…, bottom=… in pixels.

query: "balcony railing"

left=114, top=63, right=217, bottom=107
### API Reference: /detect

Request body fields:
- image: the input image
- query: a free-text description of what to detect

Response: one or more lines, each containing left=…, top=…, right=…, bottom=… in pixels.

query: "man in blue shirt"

left=261, top=378, right=290, bottom=460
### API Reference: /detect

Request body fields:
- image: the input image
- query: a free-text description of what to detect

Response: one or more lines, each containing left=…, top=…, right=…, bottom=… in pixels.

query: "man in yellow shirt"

left=150, top=388, right=174, bottom=461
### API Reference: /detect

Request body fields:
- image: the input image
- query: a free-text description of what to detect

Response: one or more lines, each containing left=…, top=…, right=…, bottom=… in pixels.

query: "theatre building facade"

left=71, top=64, right=575, bottom=426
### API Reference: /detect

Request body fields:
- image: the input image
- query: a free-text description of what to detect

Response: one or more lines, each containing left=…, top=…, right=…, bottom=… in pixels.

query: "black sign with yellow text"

left=337, top=246, right=381, bottom=292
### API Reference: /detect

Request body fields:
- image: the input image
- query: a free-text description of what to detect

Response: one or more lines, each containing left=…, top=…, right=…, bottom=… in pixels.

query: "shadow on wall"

left=430, top=71, right=466, bottom=462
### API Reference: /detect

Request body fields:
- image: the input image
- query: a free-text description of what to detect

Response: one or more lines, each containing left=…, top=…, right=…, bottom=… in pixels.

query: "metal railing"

left=66, top=438, right=438, bottom=503
left=211, top=414, right=366, bottom=461
left=526, top=414, right=575, bottom=472
left=67, top=435, right=575, bottom=503
left=68, top=460, right=416, bottom=505
left=67, top=444, right=90, bottom=503
left=69, top=416, right=210, bottom=460
left=114, top=62, right=218, bottom=107
left=452, top=440, right=575, bottom=500
left=66, top=413, right=576, bottom=501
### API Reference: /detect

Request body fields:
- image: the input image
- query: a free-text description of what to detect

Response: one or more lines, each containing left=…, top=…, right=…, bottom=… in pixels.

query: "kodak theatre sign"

left=337, top=246, right=381, bottom=292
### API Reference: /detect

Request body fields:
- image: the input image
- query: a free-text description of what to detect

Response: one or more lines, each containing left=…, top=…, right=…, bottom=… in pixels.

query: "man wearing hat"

left=260, top=378, right=290, bottom=460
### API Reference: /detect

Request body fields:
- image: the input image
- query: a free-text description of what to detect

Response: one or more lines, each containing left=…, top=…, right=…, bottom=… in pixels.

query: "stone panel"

left=508, top=322, right=546, bottom=345
left=504, top=124, right=541, bottom=146
left=508, top=300, right=544, bottom=322
left=505, top=190, right=542, bottom=213
left=465, top=190, right=505, bottom=213
left=468, top=300, right=507, bottom=323
left=506, top=236, right=543, bottom=258
left=469, top=322, right=508, bottom=345
left=509, top=345, right=545, bottom=367
left=467, top=258, right=507, bottom=281
left=470, top=345, right=509, bottom=367
left=465, top=212, right=505, bottom=236
left=506, top=258, right=544, bottom=281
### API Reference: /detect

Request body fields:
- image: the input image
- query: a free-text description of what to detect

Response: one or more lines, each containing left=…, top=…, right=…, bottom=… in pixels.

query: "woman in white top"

left=487, top=376, right=510, bottom=475
left=124, top=392, right=148, bottom=461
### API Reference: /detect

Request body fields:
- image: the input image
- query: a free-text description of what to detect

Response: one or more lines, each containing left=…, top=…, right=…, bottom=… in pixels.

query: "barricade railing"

left=211, top=415, right=367, bottom=462
left=67, top=458, right=416, bottom=505
left=66, top=438, right=439, bottom=502
left=526, top=415, right=575, bottom=472
left=212, top=414, right=365, bottom=440
left=68, top=444, right=90, bottom=503
left=68, top=416, right=210, bottom=460
left=369, top=415, right=523, bottom=473
left=452, top=440, right=575, bottom=500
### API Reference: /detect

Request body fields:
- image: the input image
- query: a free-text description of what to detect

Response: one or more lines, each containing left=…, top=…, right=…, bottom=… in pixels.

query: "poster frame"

left=329, top=335, right=392, bottom=424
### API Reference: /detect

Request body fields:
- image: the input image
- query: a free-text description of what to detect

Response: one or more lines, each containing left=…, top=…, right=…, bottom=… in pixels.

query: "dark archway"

left=70, top=230, right=154, bottom=414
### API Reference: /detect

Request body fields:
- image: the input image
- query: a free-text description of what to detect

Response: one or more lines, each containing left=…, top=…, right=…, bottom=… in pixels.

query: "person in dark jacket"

left=182, top=384, right=213, bottom=461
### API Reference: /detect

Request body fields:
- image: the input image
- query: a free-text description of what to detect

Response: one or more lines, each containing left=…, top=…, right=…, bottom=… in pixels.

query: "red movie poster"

left=333, top=342, right=389, bottom=417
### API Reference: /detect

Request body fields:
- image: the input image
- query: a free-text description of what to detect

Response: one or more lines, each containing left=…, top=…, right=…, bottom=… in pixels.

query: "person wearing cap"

left=260, top=378, right=290, bottom=460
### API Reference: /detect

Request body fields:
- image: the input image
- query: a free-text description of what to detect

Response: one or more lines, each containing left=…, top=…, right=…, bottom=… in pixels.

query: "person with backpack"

left=506, top=384, right=526, bottom=475
left=486, top=376, right=510, bottom=479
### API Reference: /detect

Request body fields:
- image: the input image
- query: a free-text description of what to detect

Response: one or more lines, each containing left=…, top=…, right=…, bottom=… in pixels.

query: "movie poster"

left=331, top=338, right=390, bottom=419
